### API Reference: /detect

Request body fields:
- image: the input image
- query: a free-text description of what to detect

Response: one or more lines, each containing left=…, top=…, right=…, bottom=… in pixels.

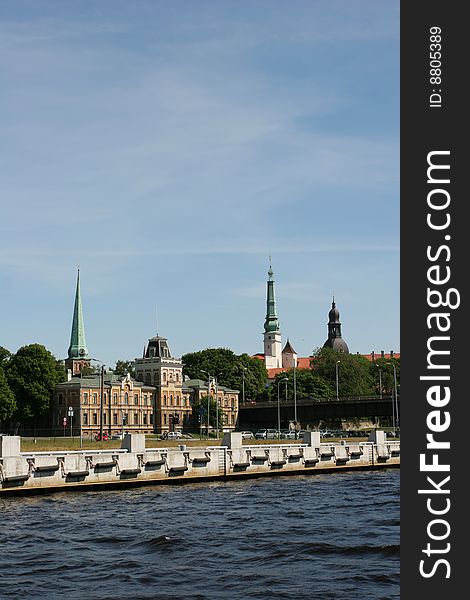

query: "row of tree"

left=179, top=346, right=400, bottom=402
left=0, top=342, right=400, bottom=431
left=0, top=344, right=65, bottom=427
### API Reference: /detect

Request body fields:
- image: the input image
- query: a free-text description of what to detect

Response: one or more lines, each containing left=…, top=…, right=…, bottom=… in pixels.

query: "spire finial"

left=268, top=254, right=274, bottom=280
left=332, top=291, right=335, bottom=307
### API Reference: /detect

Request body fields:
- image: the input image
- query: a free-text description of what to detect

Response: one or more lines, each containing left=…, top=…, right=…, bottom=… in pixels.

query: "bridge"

left=238, top=395, right=400, bottom=430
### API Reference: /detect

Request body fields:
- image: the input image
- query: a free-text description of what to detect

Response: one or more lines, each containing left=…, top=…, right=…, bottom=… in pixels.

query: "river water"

left=1, top=469, right=399, bottom=599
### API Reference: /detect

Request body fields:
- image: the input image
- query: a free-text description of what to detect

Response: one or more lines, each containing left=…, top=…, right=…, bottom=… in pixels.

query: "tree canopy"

left=182, top=348, right=267, bottom=399
left=271, top=367, right=335, bottom=400
left=5, top=344, right=65, bottom=422
left=312, top=347, right=375, bottom=397
left=114, top=359, right=136, bottom=378
left=0, top=367, right=16, bottom=423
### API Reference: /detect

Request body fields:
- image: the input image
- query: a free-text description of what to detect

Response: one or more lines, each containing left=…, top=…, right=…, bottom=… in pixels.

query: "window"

left=124, top=392, right=129, bottom=405
left=113, top=393, right=118, bottom=405
left=163, top=372, right=167, bottom=382
left=113, top=413, right=118, bottom=425
left=83, top=413, right=88, bottom=425
left=164, top=414, right=167, bottom=425
left=163, top=395, right=167, bottom=406
left=176, top=395, right=179, bottom=406
left=93, top=393, right=97, bottom=405
left=83, top=393, right=88, bottom=405
left=103, top=393, right=107, bottom=404
left=134, top=413, right=138, bottom=425
left=103, top=413, right=107, bottom=425
left=93, top=413, right=97, bottom=425
left=143, top=414, right=147, bottom=425
left=170, top=395, right=173, bottom=406
left=150, top=413, right=154, bottom=425
left=176, top=373, right=179, bottom=382
left=134, top=394, right=139, bottom=405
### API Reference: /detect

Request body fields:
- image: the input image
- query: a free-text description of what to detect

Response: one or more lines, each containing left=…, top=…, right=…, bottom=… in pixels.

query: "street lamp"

left=335, top=360, right=340, bottom=401
left=293, top=363, right=297, bottom=427
left=214, top=372, right=222, bottom=439
left=387, top=362, right=398, bottom=434
left=201, top=370, right=211, bottom=438
left=241, top=366, right=247, bottom=405
left=277, top=377, right=288, bottom=439
left=375, top=363, right=383, bottom=399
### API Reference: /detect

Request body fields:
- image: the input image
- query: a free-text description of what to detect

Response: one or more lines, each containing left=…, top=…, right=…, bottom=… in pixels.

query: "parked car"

left=280, top=430, right=296, bottom=440
left=111, top=433, right=124, bottom=440
left=255, top=428, right=278, bottom=439
left=239, top=431, right=254, bottom=439
left=160, top=431, right=182, bottom=440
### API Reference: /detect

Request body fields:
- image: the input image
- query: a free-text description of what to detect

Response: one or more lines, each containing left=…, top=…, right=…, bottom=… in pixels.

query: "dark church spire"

left=323, top=296, right=349, bottom=353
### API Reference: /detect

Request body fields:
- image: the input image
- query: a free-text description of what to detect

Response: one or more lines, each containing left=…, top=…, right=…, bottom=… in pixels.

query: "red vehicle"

left=95, top=432, right=109, bottom=441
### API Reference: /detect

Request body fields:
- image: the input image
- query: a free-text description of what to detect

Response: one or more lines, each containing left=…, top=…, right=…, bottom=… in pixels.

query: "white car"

left=240, top=431, right=254, bottom=439
left=160, top=431, right=182, bottom=440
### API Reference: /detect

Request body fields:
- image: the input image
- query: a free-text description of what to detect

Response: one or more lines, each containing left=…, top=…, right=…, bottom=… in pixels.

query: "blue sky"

left=0, top=1, right=399, bottom=368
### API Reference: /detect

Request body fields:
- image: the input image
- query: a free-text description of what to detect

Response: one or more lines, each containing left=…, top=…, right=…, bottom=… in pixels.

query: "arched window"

left=163, top=395, right=167, bottom=406
left=124, top=392, right=129, bottom=405
left=134, top=394, right=139, bottom=405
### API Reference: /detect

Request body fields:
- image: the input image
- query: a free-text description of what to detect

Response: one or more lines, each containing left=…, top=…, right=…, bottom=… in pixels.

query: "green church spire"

left=264, top=260, right=280, bottom=333
left=68, top=268, right=89, bottom=359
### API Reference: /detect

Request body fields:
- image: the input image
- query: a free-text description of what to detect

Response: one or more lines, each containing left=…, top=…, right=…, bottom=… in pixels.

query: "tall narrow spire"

left=264, top=261, right=280, bottom=333
left=68, top=268, right=89, bottom=359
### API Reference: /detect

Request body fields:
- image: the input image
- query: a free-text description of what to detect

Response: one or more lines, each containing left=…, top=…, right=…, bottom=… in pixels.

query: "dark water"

left=1, top=469, right=399, bottom=599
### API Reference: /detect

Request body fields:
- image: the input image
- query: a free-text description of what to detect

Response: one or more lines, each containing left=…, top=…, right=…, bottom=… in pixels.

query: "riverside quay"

left=0, top=431, right=399, bottom=496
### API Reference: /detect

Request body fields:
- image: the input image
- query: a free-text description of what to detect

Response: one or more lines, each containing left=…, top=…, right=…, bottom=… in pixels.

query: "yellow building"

left=54, top=372, right=156, bottom=437
left=134, top=336, right=192, bottom=434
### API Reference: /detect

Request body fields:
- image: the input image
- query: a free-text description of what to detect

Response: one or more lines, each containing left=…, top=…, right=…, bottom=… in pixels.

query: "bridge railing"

left=240, top=394, right=399, bottom=409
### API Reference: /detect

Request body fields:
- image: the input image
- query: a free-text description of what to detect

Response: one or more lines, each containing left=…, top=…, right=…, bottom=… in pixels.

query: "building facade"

left=134, top=336, right=192, bottom=434
left=54, top=372, right=156, bottom=437
left=183, top=378, right=240, bottom=431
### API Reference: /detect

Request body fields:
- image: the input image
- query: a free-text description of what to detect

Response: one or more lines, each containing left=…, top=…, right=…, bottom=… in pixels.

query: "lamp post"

left=214, top=372, right=222, bottom=439
left=201, top=370, right=211, bottom=438
left=293, top=363, right=297, bottom=426
left=392, top=363, right=399, bottom=433
left=277, top=377, right=288, bottom=439
left=387, top=362, right=397, bottom=434
left=376, top=363, right=383, bottom=398
left=335, top=360, right=340, bottom=401
left=241, top=366, right=247, bottom=405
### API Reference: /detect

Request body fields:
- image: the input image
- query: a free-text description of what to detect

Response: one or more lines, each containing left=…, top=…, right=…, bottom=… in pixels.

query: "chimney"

left=381, top=350, right=384, bottom=358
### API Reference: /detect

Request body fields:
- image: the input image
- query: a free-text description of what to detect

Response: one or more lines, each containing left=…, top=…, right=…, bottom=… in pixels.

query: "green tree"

left=271, top=368, right=335, bottom=400
left=182, top=348, right=267, bottom=400
left=5, top=344, right=66, bottom=422
left=114, top=360, right=136, bottom=378
left=190, top=395, right=224, bottom=432
left=312, top=347, right=375, bottom=397
left=0, top=367, right=16, bottom=423
left=370, top=357, right=400, bottom=396
left=0, top=346, right=12, bottom=369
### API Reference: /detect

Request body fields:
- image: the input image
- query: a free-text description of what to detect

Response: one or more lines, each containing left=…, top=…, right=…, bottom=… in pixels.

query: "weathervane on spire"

left=268, top=254, right=274, bottom=280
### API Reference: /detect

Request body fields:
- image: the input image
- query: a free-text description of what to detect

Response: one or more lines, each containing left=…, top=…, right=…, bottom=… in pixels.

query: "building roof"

left=183, top=378, right=239, bottom=394
left=56, top=372, right=155, bottom=391
left=282, top=339, right=297, bottom=354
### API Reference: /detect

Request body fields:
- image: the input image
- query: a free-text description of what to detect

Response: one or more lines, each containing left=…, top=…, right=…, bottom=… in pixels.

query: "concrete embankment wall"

left=0, top=431, right=399, bottom=496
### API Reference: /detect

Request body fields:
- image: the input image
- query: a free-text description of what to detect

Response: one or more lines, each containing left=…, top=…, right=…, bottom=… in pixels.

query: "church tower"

left=263, top=262, right=282, bottom=368
left=323, top=296, right=349, bottom=353
left=65, top=269, right=91, bottom=375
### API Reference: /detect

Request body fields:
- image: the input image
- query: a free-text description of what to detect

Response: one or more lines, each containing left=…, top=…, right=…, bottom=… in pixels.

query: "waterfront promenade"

left=0, top=431, right=399, bottom=496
